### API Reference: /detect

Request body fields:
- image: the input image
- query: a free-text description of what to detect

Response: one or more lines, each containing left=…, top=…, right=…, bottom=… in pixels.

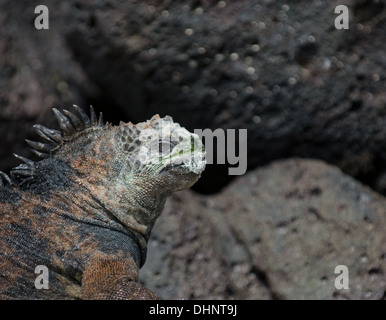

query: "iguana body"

left=0, top=106, right=205, bottom=299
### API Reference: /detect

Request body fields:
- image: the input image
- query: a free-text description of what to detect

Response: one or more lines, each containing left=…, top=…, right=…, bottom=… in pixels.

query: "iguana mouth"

left=160, top=154, right=204, bottom=173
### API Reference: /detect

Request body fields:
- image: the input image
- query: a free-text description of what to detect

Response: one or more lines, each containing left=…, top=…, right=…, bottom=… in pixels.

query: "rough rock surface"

left=0, top=0, right=90, bottom=170
left=59, top=0, right=386, bottom=193
left=141, top=158, right=386, bottom=299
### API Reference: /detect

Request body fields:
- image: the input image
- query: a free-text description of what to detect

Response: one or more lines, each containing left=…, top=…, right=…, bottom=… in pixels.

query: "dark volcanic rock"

left=0, top=0, right=90, bottom=171
left=59, top=0, right=386, bottom=193
left=141, top=158, right=386, bottom=299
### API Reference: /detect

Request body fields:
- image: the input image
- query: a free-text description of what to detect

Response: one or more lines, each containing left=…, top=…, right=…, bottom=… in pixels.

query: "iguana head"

left=118, top=114, right=206, bottom=192
left=112, top=114, right=206, bottom=240
left=11, top=106, right=206, bottom=245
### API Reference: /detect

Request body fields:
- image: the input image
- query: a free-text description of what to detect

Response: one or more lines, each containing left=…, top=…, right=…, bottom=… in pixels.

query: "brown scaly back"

left=10, top=105, right=104, bottom=185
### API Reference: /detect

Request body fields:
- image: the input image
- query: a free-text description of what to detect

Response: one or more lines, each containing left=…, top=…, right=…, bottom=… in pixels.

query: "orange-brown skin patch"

left=0, top=180, right=144, bottom=299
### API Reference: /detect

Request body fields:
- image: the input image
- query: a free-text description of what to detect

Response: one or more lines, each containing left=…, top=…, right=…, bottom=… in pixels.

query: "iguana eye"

left=158, top=139, right=178, bottom=155
left=158, top=141, right=170, bottom=154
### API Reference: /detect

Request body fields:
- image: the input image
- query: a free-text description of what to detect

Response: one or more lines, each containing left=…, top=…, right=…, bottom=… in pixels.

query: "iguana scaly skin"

left=0, top=106, right=206, bottom=299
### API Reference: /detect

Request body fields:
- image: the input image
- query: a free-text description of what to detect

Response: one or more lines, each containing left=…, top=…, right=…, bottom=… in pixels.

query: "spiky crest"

left=10, top=105, right=104, bottom=184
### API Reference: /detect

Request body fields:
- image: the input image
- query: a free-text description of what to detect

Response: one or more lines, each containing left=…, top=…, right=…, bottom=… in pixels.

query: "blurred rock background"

left=0, top=0, right=385, bottom=299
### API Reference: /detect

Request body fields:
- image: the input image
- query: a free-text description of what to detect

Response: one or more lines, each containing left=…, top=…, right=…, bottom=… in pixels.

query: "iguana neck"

left=92, top=173, right=170, bottom=242
left=130, top=173, right=171, bottom=211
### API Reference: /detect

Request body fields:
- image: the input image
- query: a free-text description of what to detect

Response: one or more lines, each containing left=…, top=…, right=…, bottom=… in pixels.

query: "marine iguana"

left=0, top=105, right=206, bottom=299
